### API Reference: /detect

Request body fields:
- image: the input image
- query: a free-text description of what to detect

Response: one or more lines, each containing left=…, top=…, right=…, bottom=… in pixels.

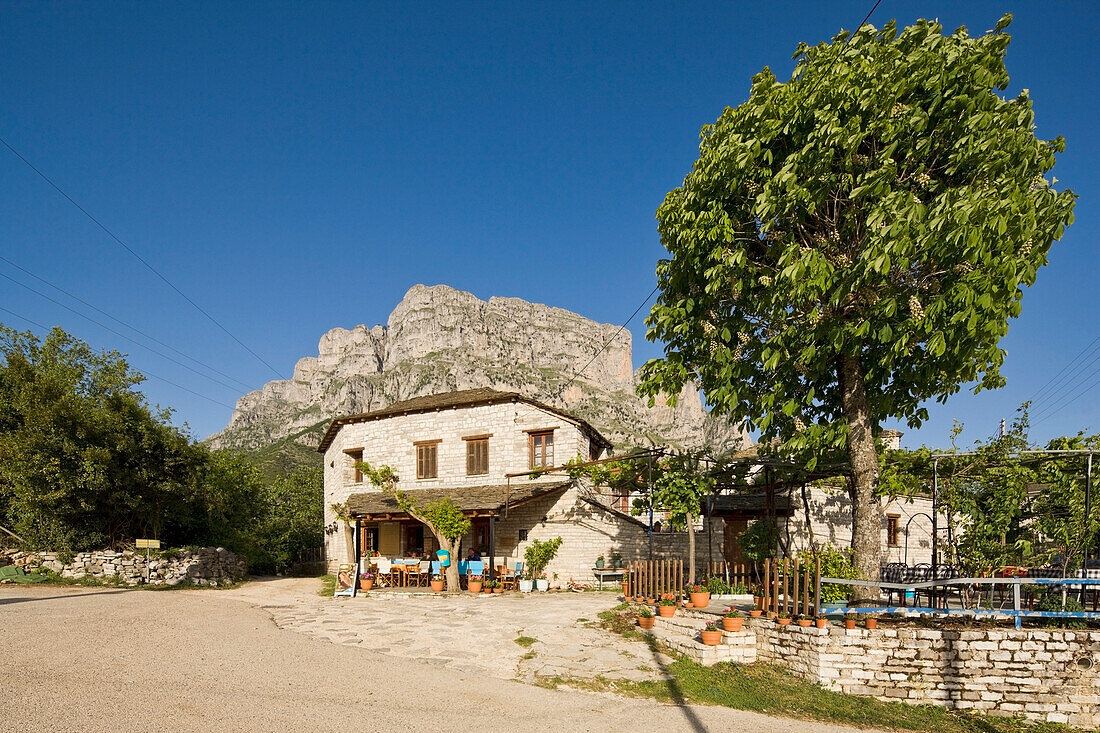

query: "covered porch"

left=347, top=480, right=571, bottom=587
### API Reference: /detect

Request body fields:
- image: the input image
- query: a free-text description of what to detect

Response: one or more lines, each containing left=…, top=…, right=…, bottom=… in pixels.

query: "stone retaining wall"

left=0, top=547, right=247, bottom=587
left=644, top=609, right=1100, bottom=727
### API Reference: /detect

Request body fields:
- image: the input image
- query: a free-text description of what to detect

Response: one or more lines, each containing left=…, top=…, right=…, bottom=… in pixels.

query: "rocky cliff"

left=207, top=284, right=747, bottom=455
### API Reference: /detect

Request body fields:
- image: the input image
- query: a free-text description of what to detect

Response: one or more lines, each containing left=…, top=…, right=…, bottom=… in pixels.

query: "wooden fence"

left=703, top=561, right=755, bottom=590
left=626, top=560, right=684, bottom=602
left=761, top=557, right=821, bottom=618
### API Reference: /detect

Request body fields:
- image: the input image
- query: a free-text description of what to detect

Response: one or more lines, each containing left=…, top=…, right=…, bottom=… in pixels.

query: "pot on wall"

left=658, top=605, right=675, bottom=618
left=638, top=616, right=655, bottom=630
left=721, top=617, right=743, bottom=632
left=689, top=591, right=711, bottom=608
left=700, top=630, right=723, bottom=646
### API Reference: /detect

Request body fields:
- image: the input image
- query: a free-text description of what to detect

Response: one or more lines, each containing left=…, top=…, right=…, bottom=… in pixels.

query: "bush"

left=524, top=536, right=563, bottom=577
left=799, top=545, right=859, bottom=603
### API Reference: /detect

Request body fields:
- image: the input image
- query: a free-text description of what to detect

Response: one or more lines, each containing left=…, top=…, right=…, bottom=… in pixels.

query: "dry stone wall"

left=648, top=610, right=1100, bottom=727
left=1, top=547, right=247, bottom=587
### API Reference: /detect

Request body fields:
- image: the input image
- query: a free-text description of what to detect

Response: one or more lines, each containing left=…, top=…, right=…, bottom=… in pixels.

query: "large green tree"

left=638, top=16, right=1076, bottom=595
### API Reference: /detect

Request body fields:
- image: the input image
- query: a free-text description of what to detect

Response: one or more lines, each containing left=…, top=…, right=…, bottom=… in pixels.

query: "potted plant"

left=595, top=555, right=606, bottom=569
left=519, top=571, right=534, bottom=593
left=657, top=594, right=677, bottom=617
left=815, top=615, right=828, bottom=629
left=483, top=579, right=496, bottom=594
left=776, top=611, right=791, bottom=626
left=686, top=583, right=711, bottom=608
left=359, top=571, right=375, bottom=591
left=864, top=615, right=878, bottom=630
left=621, top=581, right=630, bottom=598
left=749, top=607, right=763, bottom=618
left=430, top=573, right=445, bottom=592
left=611, top=552, right=623, bottom=569
left=700, top=621, right=723, bottom=646
left=796, top=614, right=812, bottom=628
left=524, top=537, right=562, bottom=590
left=637, top=605, right=655, bottom=630
left=492, top=579, right=504, bottom=594
left=468, top=574, right=484, bottom=594
left=844, top=612, right=857, bottom=630
left=721, top=607, right=743, bottom=632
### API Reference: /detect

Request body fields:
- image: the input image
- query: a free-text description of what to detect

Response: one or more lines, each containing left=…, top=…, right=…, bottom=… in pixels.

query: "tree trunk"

left=439, top=535, right=462, bottom=591
left=686, top=514, right=696, bottom=585
left=838, top=353, right=882, bottom=603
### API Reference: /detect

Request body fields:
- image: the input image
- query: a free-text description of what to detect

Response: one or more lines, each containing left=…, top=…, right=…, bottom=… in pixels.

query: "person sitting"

left=466, top=548, right=481, bottom=561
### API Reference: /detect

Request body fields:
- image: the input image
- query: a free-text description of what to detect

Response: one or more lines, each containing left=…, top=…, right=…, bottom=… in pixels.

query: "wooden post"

left=814, top=555, right=821, bottom=617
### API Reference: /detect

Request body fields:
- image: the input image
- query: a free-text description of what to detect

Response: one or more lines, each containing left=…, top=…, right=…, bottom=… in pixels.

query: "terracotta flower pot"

left=844, top=619, right=856, bottom=630
left=700, top=630, right=723, bottom=646
left=815, top=618, right=827, bottom=629
left=776, top=617, right=791, bottom=626
left=865, top=618, right=878, bottom=630
left=797, top=619, right=812, bottom=627
left=721, top=617, right=743, bottom=632
left=493, top=587, right=503, bottom=594
left=689, top=592, right=711, bottom=608
left=359, top=579, right=373, bottom=591
left=430, top=580, right=444, bottom=592
left=749, top=610, right=762, bottom=618
left=638, top=616, right=655, bottom=629
left=468, top=582, right=483, bottom=594
left=683, top=602, right=694, bottom=609
left=658, top=605, right=676, bottom=617
left=483, top=587, right=493, bottom=594
left=621, top=582, right=629, bottom=596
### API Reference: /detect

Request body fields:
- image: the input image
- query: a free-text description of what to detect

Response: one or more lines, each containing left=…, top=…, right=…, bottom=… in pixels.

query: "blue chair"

left=467, top=560, right=485, bottom=578
left=431, top=561, right=442, bottom=575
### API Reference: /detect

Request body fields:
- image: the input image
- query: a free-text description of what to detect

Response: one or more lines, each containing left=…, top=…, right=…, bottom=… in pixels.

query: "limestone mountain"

left=207, top=285, right=748, bottom=464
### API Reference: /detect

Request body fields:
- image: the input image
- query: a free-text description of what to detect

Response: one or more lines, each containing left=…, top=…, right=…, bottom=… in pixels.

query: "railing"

left=704, top=561, right=756, bottom=591
left=822, top=576, right=1100, bottom=629
left=626, top=560, right=684, bottom=603
left=762, top=557, right=821, bottom=619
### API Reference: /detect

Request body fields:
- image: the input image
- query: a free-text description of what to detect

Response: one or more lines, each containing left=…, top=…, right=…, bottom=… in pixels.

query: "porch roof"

left=347, top=480, right=572, bottom=520
left=711, top=490, right=793, bottom=518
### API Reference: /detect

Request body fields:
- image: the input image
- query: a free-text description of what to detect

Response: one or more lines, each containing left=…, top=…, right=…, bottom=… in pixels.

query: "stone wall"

left=0, top=547, right=247, bottom=587
left=647, top=609, right=1100, bottom=728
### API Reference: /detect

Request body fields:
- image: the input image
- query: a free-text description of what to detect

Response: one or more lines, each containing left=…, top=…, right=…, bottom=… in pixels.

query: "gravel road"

left=0, top=582, right=887, bottom=733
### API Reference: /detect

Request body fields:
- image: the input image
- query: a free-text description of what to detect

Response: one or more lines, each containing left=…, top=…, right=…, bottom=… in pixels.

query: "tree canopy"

left=638, top=16, right=1076, bottom=590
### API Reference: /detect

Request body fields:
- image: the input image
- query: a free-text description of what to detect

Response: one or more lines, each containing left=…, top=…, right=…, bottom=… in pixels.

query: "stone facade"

left=1, top=547, right=247, bottom=587
left=647, top=609, right=1100, bottom=727
left=321, top=391, right=726, bottom=582
left=780, top=484, right=942, bottom=565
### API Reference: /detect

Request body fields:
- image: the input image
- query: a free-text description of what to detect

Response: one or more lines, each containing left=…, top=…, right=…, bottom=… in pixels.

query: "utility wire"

left=555, top=284, right=660, bottom=401
left=0, top=305, right=238, bottom=410
left=852, top=0, right=885, bottom=38
left=0, top=270, right=245, bottom=394
left=1029, top=335, right=1100, bottom=409
left=0, top=134, right=285, bottom=379
left=0, top=254, right=255, bottom=392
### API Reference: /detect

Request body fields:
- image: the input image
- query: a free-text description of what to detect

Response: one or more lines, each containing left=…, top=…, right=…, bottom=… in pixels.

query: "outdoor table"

left=592, top=568, right=624, bottom=590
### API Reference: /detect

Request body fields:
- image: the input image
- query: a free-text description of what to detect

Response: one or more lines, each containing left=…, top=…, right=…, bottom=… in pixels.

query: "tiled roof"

left=317, top=387, right=611, bottom=452
left=346, top=480, right=571, bottom=518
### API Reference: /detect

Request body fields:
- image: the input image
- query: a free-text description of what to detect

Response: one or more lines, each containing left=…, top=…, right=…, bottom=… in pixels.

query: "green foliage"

left=638, top=16, right=1076, bottom=459
left=524, top=536, right=563, bottom=577
left=799, top=544, right=859, bottom=603
left=738, top=518, right=778, bottom=563
left=644, top=454, right=714, bottom=530
left=248, top=466, right=323, bottom=574
left=0, top=325, right=204, bottom=550
left=421, top=497, right=471, bottom=541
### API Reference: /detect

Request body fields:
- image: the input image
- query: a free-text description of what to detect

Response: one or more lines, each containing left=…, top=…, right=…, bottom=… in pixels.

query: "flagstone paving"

left=232, top=581, right=675, bottom=684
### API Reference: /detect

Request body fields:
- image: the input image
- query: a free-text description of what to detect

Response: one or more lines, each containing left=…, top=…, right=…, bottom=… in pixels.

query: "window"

left=518, top=529, right=528, bottom=541
left=345, top=448, right=364, bottom=483
left=464, top=435, right=490, bottom=475
left=529, top=430, right=554, bottom=469
left=887, top=514, right=900, bottom=547
left=415, top=440, right=439, bottom=479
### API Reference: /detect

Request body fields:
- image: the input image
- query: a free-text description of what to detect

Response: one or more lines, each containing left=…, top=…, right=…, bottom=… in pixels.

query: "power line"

left=1029, top=335, right=1100, bottom=408
left=851, top=0, right=885, bottom=38
left=0, top=134, right=285, bottom=379
left=0, top=254, right=255, bottom=392
left=0, top=305, right=238, bottom=410
left=555, top=284, right=660, bottom=401
left=0, top=270, right=246, bottom=394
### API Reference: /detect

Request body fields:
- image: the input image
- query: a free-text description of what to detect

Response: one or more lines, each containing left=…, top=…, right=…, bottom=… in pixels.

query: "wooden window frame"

left=464, top=435, right=490, bottom=476
left=415, top=439, right=440, bottom=480
left=528, top=429, right=555, bottom=469
left=344, top=447, right=364, bottom=483
left=886, top=513, right=901, bottom=547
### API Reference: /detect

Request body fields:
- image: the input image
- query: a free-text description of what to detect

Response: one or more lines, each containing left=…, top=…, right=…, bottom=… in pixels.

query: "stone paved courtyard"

left=235, top=581, right=675, bottom=684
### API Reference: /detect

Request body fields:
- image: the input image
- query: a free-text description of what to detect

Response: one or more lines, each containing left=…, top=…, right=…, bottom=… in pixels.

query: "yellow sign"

left=135, top=539, right=161, bottom=549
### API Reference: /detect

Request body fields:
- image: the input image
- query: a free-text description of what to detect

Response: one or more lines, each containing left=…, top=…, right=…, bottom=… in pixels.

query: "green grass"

left=594, top=605, right=1090, bottom=733
left=319, top=574, right=337, bottom=596
left=522, top=650, right=537, bottom=660
left=514, top=635, right=538, bottom=648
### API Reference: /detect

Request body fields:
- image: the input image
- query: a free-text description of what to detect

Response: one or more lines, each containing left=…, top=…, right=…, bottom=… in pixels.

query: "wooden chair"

left=498, top=564, right=517, bottom=591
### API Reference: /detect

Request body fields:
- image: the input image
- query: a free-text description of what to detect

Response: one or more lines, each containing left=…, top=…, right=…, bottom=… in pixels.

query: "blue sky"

left=1, top=1, right=1097, bottom=448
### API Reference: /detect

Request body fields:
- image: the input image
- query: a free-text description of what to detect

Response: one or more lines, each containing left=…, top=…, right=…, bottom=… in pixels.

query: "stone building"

left=318, top=388, right=722, bottom=583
